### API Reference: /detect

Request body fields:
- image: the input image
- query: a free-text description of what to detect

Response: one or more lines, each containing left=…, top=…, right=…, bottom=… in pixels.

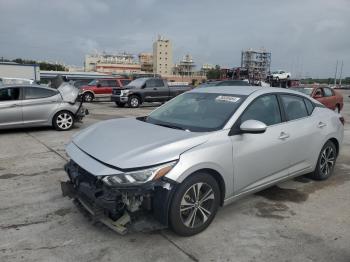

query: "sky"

left=0, top=0, right=349, bottom=78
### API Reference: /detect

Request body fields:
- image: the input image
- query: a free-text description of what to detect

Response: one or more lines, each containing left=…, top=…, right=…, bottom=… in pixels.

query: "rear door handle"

left=318, top=122, right=327, bottom=128
left=9, top=104, right=18, bottom=107
left=279, top=132, right=290, bottom=140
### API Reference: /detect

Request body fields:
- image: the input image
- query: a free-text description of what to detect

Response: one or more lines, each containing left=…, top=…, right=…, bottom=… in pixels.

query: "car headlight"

left=102, top=160, right=177, bottom=186
left=121, top=90, right=131, bottom=96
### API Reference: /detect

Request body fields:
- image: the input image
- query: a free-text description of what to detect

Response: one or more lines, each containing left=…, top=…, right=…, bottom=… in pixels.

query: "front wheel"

left=53, top=111, right=74, bottom=131
left=128, top=95, right=140, bottom=108
left=309, top=141, right=337, bottom=180
left=169, top=172, right=220, bottom=236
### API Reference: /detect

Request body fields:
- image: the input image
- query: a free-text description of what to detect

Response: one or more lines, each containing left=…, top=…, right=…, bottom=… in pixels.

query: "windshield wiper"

left=156, top=123, right=188, bottom=131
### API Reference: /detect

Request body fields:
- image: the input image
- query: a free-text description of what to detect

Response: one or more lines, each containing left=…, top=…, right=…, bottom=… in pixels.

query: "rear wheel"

left=83, top=92, right=94, bottom=102
left=53, top=111, right=74, bottom=131
left=309, top=141, right=337, bottom=180
left=128, top=95, right=140, bottom=108
left=115, top=102, right=126, bottom=107
left=169, top=172, right=220, bottom=236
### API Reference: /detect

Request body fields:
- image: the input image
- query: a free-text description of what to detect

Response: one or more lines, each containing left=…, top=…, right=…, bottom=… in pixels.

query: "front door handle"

left=9, top=104, right=18, bottom=107
left=153, top=88, right=158, bottom=90
left=279, top=132, right=290, bottom=140
left=318, top=122, right=327, bottom=128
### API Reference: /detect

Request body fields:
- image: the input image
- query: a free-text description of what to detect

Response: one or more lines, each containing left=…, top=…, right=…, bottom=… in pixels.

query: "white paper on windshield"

left=215, top=95, right=240, bottom=103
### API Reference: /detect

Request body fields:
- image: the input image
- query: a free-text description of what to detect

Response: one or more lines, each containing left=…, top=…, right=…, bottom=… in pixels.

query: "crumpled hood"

left=58, top=83, right=79, bottom=103
left=71, top=118, right=210, bottom=170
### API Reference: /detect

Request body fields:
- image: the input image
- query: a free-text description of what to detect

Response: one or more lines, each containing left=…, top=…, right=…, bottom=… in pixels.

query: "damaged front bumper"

left=61, top=160, right=177, bottom=235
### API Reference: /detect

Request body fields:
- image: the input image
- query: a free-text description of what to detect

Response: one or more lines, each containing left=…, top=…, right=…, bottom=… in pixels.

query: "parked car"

left=269, top=70, right=291, bottom=80
left=111, top=77, right=191, bottom=108
left=80, top=78, right=132, bottom=102
left=62, top=86, right=343, bottom=236
left=197, top=80, right=251, bottom=88
left=0, top=84, right=88, bottom=131
left=290, top=86, right=343, bottom=112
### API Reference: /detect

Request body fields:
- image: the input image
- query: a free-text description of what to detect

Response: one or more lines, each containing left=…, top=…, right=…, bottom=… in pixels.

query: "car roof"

left=191, top=86, right=313, bottom=97
left=0, top=84, right=56, bottom=90
left=191, top=85, right=262, bottom=95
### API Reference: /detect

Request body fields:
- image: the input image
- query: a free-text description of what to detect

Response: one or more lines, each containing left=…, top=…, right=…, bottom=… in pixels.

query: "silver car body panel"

left=72, top=118, right=210, bottom=170
left=65, top=86, right=344, bottom=204
left=0, top=84, right=82, bottom=129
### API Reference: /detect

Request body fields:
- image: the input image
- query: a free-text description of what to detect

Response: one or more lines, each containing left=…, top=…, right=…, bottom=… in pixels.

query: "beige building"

left=153, top=36, right=173, bottom=75
left=84, top=53, right=141, bottom=74
left=138, top=53, right=153, bottom=73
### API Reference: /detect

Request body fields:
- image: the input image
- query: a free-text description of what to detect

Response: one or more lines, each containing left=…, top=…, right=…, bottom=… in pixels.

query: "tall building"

left=84, top=52, right=141, bottom=74
left=153, top=36, right=173, bottom=75
left=138, top=53, right=153, bottom=73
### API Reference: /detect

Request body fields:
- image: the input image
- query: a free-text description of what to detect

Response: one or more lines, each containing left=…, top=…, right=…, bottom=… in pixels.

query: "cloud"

left=0, top=0, right=349, bottom=77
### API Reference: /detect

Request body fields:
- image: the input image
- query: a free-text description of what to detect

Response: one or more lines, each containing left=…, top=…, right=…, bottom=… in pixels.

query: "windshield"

left=290, top=87, right=313, bottom=95
left=146, top=92, right=246, bottom=132
left=127, top=78, right=146, bottom=87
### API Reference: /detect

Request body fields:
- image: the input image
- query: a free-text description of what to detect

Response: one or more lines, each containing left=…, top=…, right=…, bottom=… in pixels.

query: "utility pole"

left=339, top=60, right=343, bottom=87
left=334, top=60, right=338, bottom=86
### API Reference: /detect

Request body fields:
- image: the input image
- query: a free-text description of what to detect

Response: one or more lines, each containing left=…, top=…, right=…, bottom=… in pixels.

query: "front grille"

left=113, top=89, right=121, bottom=95
left=69, top=160, right=98, bottom=185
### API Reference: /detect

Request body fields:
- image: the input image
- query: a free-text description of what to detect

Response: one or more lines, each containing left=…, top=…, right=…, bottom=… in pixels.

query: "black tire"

left=115, top=102, right=126, bottom=107
left=335, top=104, right=340, bottom=113
left=53, top=111, right=75, bottom=131
left=83, top=92, right=94, bottom=102
left=309, top=141, right=337, bottom=180
left=169, top=172, right=220, bottom=236
left=128, top=95, right=140, bottom=108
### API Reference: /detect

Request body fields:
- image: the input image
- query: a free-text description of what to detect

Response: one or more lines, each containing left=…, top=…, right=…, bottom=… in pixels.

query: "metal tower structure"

left=241, top=48, right=271, bottom=82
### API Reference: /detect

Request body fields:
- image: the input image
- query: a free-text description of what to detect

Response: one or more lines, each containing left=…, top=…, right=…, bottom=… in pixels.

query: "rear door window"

left=146, top=79, right=156, bottom=88
left=281, top=95, right=308, bottom=121
left=0, top=88, right=20, bottom=101
left=25, top=87, right=58, bottom=99
left=154, top=79, right=165, bottom=87
left=241, top=95, right=281, bottom=126
left=106, top=80, right=117, bottom=87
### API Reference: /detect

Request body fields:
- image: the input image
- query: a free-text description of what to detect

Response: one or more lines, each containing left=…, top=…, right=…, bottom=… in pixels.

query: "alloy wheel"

left=130, top=97, right=139, bottom=107
left=84, top=93, right=93, bottom=102
left=180, top=182, right=215, bottom=228
left=320, top=146, right=335, bottom=177
left=56, top=113, right=73, bottom=130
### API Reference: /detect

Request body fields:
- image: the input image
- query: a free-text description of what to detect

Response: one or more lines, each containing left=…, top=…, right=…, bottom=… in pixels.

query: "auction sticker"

left=215, top=95, right=240, bottom=103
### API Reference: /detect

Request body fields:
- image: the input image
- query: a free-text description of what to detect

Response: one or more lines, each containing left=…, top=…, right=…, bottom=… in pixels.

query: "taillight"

left=339, top=116, right=345, bottom=125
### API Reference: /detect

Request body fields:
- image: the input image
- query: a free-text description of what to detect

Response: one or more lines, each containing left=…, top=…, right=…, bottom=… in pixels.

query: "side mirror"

left=96, top=83, right=101, bottom=87
left=240, top=120, right=267, bottom=134
left=141, top=83, right=146, bottom=89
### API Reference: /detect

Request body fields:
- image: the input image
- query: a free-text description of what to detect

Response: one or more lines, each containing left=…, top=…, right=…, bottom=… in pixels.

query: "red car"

left=290, top=86, right=343, bottom=112
left=80, top=78, right=131, bottom=102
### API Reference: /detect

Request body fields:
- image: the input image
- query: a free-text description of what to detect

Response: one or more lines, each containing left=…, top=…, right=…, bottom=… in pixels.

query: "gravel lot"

left=1, top=91, right=349, bottom=262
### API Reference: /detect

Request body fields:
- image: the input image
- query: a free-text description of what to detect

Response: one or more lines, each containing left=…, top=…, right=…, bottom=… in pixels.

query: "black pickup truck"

left=111, top=77, right=191, bottom=108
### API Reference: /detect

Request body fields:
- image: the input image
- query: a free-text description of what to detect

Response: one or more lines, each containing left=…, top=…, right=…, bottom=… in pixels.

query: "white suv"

left=271, top=70, right=291, bottom=80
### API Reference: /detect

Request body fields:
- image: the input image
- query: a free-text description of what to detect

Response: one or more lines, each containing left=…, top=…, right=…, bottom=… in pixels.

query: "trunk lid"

left=58, top=83, right=79, bottom=103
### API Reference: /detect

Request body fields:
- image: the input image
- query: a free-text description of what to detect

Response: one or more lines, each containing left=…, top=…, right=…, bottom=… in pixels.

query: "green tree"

left=206, top=65, right=221, bottom=80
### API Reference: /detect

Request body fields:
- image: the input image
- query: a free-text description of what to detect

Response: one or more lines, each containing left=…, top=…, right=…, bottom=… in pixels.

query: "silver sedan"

left=62, top=86, right=344, bottom=236
left=0, top=84, right=87, bottom=131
